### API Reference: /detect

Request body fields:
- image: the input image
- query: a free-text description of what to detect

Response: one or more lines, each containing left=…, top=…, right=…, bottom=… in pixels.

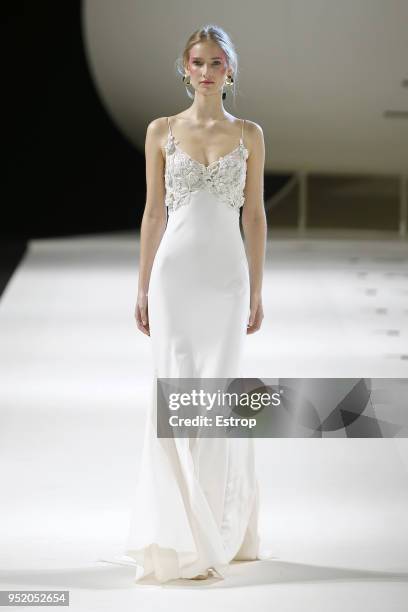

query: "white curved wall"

left=82, top=0, right=408, bottom=174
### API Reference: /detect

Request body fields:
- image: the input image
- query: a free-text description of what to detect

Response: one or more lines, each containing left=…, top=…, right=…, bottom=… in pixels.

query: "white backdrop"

left=82, top=0, right=408, bottom=174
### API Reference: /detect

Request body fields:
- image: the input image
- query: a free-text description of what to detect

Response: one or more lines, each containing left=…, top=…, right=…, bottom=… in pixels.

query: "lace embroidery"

left=164, top=131, right=249, bottom=214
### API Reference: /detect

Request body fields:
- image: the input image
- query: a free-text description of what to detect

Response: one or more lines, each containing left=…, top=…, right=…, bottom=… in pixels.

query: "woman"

left=115, top=24, right=266, bottom=583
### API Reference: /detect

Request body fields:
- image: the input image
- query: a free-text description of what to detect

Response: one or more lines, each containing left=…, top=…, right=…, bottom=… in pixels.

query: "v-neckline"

left=167, top=133, right=247, bottom=170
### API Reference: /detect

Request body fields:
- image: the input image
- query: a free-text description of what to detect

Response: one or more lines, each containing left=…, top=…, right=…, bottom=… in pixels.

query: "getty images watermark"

left=156, top=378, right=408, bottom=438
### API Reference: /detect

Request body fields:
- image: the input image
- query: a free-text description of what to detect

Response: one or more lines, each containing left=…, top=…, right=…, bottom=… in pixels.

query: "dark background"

left=17, top=1, right=144, bottom=241
left=3, top=1, right=146, bottom=292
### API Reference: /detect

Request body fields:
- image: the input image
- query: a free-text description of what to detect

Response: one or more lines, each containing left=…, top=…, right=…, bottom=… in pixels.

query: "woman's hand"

left=247, top=292, right=264, bottom=334
left=135, top=290, right=150, bottom=336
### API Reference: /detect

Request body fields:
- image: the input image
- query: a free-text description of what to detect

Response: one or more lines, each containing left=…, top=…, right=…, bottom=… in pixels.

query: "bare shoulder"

left=146, top=116, right=169, bottom=136
left=244, top=119, right=263, bottom=134
left=243, top=119, right=264, bottom=143
left=242, top=119, right=264, bottom=158
left=145, top=117, right=169, bottom=160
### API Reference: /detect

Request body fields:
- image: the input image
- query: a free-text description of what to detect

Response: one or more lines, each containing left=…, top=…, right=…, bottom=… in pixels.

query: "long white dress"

left=102, top=117, right=260, bottom=583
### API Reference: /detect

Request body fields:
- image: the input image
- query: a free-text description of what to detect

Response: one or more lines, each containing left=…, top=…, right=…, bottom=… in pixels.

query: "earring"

left=222, top=74, right=234, bottom=100
left=182, top=74, right=191, bottom=85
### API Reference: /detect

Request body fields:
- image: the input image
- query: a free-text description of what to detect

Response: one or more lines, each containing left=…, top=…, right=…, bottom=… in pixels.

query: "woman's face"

left=185, top=41, right=231, bottom=95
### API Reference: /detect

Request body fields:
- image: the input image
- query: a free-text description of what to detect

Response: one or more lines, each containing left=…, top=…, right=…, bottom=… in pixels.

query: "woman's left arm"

left=241, top=122, right=267, bottom=334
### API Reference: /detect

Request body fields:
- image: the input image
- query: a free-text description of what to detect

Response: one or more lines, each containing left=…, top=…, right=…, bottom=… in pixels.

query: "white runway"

left=0, top=231, right=407, bottom=610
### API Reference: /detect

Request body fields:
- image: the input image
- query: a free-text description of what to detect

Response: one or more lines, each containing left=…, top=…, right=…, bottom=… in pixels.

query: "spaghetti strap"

left=167, top=116, right=173, bottom=138
left=241, top=119, right=245, bottom=145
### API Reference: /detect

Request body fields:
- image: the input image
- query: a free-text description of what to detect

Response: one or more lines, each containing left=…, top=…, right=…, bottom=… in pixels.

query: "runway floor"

left=0, top=231, right=407, bottom=610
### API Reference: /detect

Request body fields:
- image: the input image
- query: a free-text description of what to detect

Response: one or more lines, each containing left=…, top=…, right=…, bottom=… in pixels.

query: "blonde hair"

left=174, top=24, right=239, bottom=106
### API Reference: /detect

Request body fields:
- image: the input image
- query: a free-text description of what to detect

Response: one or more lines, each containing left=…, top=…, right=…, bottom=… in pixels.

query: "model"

left=118, top=24, right=266, bottom=583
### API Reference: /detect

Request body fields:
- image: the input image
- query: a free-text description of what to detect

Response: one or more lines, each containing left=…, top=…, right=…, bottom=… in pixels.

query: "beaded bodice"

left=164, top=117, right=249, bottom=214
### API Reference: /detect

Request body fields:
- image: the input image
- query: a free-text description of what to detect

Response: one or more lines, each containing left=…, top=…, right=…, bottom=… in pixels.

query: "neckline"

left=169, top=137, right=247, bottom=170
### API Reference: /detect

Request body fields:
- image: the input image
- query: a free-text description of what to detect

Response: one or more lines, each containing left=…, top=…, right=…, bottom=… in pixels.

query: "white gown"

left=102, top=117, right=261, bottom=583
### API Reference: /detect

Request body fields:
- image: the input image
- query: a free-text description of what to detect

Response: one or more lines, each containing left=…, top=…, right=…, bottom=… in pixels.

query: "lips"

left=200, top=81, right=213, bottom=84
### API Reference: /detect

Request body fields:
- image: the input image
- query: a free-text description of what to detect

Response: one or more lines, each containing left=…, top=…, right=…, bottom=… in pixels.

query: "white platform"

left=0, top=231, right=407, bottom=611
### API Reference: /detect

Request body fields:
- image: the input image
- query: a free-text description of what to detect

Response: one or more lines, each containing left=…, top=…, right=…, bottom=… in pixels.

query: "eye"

left=192, top=60, right=222, bottom=66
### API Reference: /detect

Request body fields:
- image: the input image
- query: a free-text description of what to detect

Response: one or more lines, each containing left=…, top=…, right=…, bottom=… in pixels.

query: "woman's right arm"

left=135, top=118, right=167, bottom=337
